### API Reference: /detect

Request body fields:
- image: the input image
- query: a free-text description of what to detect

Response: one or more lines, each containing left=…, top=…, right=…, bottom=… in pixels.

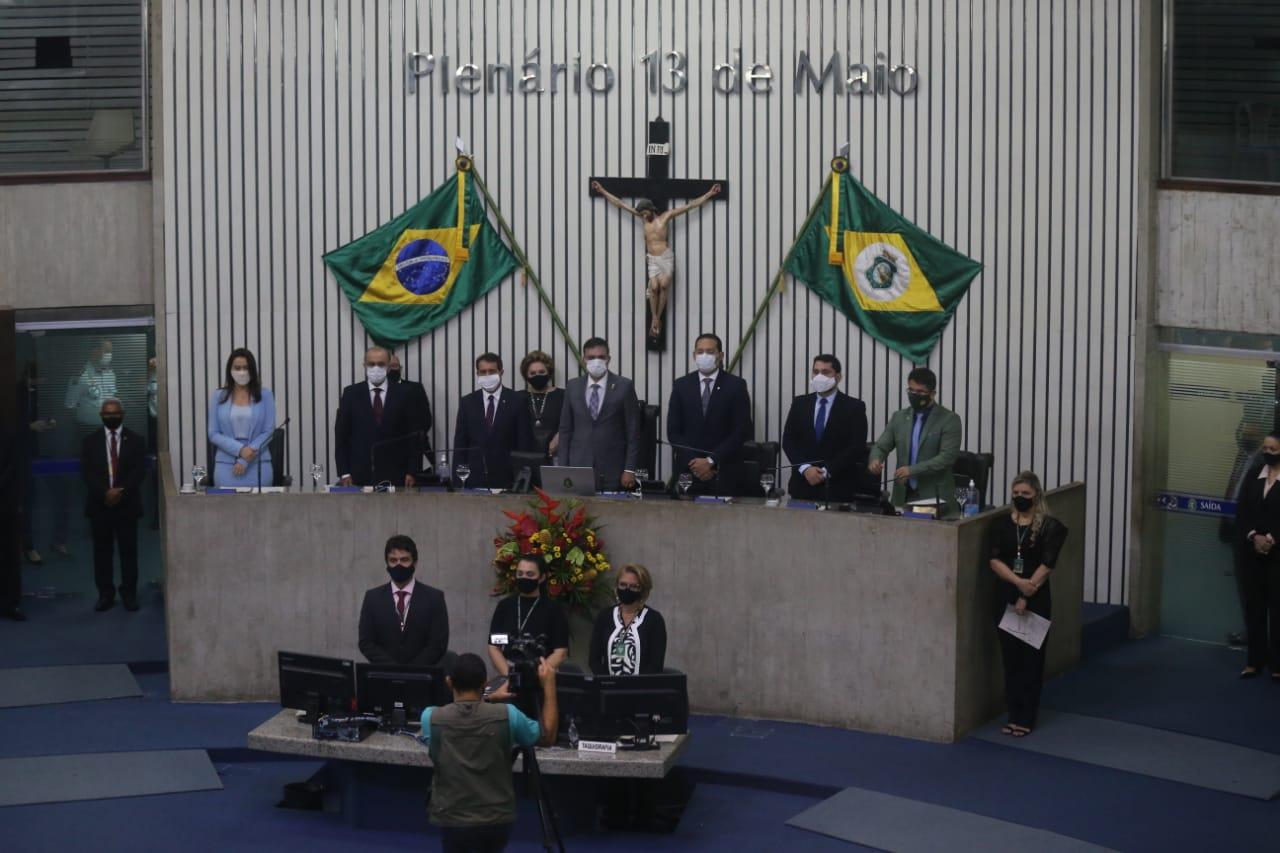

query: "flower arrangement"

left=492, top=488, right=611, bottom=612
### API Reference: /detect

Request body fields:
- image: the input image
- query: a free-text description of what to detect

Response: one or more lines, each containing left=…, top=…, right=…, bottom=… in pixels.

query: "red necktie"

left=109, top=431, right=120, bottom=488
left=485, top=394, right=496, bottom=429
left=373, top=387, right=384, bottom=426
left=395, top=590, right=407, bottom=628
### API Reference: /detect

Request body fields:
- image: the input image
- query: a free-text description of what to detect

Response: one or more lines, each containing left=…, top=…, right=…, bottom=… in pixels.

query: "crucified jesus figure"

left=591, top=181, right=721, bottom=339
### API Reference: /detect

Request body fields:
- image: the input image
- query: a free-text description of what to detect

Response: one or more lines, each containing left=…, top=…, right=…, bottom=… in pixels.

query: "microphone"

left=257, top=417, right=291, bottom=492
left=655, top=438, right=715, bottom=457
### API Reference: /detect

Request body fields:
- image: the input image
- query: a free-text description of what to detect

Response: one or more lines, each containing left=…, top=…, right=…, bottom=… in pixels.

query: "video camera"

left=502, top=633, right=548, bottom=694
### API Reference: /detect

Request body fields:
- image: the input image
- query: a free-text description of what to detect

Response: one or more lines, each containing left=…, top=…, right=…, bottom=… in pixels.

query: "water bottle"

left=567, top=716, right=579, bottom=749
left=436, top=451, right=451, bottom=483
left=963, top=479, right=980, bottom=517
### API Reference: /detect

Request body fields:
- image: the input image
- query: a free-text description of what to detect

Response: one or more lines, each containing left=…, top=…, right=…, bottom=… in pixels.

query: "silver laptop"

left=540, top=466, right=597, bottom=496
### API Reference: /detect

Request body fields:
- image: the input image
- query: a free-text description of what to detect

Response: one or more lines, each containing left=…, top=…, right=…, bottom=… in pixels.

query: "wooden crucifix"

left=589, top=118, right=728, bottom=351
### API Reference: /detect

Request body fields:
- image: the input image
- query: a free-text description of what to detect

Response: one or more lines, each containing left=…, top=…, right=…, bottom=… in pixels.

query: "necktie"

left=909, top=413, right=923, bottom=490
left=589, top=384, right=601, bottom=420
left=701, top=378, right=712, bottom=415
left=815, top=397, right=829, bottom=442
left=395, top=590, right=407, bottom=628
left=109, top=431, right=119, bottom=488
left=372, top=387, right=384, bottom=426
left=485, top=394, right=496, bottom=429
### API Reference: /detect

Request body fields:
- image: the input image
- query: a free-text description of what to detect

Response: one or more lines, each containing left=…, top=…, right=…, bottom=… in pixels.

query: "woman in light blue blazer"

left=208, top=348, right=275, bottom=487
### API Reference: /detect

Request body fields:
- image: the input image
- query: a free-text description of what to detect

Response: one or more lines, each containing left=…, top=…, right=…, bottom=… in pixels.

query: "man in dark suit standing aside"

left=453, top=352, right=531, bottom=489
left=388, top=352, right=433, bottom=459
left=782, top=354, right=870, bottom=502
left=358, top=535, right=450, bottom=666
left=81, top=397, right=145, bottom=612
left=667, top=332, right=753, bottom=495
left=335, top=346, right=424, bottom=487
left=556, top=337, right=642, bottom=492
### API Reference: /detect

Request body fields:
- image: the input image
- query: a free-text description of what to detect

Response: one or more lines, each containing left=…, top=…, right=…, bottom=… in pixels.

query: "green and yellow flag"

left=785, top=159, right=981, bottom=362
left=323, top=157, right=519, bottom=347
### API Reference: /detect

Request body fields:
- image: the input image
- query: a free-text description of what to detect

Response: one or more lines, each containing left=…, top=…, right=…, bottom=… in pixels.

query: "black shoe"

left=94, top=597, right=115, bottom=612
left=1, top=606, right=26, bottom=621
left=122, top=594, right=139, bottom=612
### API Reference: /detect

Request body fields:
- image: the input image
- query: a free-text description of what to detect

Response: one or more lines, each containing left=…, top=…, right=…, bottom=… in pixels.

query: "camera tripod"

left=519, top=744, right=564, bottom=852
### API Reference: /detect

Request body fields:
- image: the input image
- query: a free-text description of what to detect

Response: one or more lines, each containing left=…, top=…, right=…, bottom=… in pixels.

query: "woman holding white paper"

left=988, top=471, right=1068, bottom=737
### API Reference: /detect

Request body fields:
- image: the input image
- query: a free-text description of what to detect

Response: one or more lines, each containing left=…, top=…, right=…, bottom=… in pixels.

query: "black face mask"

left=516, top=577, right=541, bottom=595
left=528, top=374, right=550, bottom=391
left=387, top=565, right=414, bottom=585
left=388, top=369, right=402, bottom=383
left=1263, top=452, right=1280, bottom=468
left=907, top=392, right=931, bottom=412
left=617, top=588, right=642, bottom=605
left=1012, top=495, right=1034, bottom=512
left=101, top=415, right=123, bottom=430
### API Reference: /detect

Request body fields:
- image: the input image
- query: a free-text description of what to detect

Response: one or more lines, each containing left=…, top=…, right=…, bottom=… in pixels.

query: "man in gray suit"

left=555, top=337, right=642, bottom=492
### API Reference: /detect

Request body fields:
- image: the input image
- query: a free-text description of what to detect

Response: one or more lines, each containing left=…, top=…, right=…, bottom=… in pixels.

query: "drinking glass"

left=677, top=472, right=693, bottom=497
left=310, top=463, right=324, bottom=492
left=456, top=464, right=471, bottom=489
left=191, top=465, right=207, bottom=491
left=760, top=471, right=776, bottom=498
left=634, top=468, right=649, bottom=499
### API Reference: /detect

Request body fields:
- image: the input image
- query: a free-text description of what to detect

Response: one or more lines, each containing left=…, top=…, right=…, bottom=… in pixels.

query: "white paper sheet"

left=998, top=605, right=1051, bottom=650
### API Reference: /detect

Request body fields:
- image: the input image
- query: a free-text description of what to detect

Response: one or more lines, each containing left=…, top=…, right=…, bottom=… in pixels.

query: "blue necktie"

left=814, top=397, right=829, bottom=443
left=909, top=413, right=924, bottom=490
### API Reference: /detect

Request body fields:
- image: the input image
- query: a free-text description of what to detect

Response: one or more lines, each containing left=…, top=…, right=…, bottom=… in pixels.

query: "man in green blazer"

left=868, top=367, right=963, bottom=516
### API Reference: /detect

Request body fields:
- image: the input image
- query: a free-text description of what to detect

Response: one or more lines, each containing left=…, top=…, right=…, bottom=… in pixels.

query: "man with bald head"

left=335, top=346, right=425, bottom=487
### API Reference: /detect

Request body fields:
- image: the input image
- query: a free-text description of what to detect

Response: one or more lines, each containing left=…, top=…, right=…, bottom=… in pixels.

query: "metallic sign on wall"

left=406, top=49, right=918, bottom=97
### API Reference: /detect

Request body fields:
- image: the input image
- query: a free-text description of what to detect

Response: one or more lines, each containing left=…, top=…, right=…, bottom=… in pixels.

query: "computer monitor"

left=356, top=663, right=450, bottom=728
left=277, top=651, right=356, bottom=723
left=553, top=670, right=593, bottom=735
left=577, top=672, right=689, bottom=741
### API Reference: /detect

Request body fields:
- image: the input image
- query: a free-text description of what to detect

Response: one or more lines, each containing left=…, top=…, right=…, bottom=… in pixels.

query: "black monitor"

left=356, top=663, right=450, bottom=728
left=577, top=672, right=689, bottom=741
left=277, top=651, right=356, bottom=723
left=553, top=670, right=593, bottom=734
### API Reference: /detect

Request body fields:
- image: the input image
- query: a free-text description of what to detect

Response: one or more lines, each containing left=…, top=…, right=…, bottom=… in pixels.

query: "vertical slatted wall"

left=162, top=0, right=1140, bottom=604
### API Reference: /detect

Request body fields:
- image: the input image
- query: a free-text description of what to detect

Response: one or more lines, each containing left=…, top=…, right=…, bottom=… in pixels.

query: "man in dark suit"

left=0, top=401, right=25, bottom=621
left=358, top=534, right=450, bottom=666
left=666, top=332, right=753, bottom=496
left=782, top=354, right=870, bottom=502
left=81, top=397, right=145, bottom=612
left=388, top=352, right=434, bottom=459
left=335, top=346, right=425, bottom=487
left=453, top=352, right=531, bottom=489
left=555, top=337, right=642, bottom=491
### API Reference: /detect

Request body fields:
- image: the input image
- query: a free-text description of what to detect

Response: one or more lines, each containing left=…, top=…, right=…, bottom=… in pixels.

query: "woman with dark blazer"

left=1235, top=431, right=1280, bottom=680
left=207, top=348, right=275, bottom=487
left=515, top=350, right=565, bottom=460
left=589, top=564, right=668, bottom=676
left=988, top=470, right=1068, bottom=737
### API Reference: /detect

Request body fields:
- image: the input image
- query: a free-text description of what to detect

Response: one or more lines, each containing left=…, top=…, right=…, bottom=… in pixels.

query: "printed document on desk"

left=998, top=606, right=1050, bottom=650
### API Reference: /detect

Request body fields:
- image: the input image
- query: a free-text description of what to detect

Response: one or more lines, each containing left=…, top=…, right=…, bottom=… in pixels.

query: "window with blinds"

left=0, top=1, right=147, bottom=176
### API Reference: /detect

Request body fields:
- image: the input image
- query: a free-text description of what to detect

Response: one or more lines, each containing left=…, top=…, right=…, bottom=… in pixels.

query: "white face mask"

left=585, top=358, right=609, bottom=379
left=99, top=352, right=113, bottom=368
left=366, top=366, right=387, bottom=386
left=477, top=374, right=502, bottom=393
left=231, top=369, right=252, bottom=387
left=694, top=353, right=718, bottom=374
left=810, top=374, right=837, bottom=395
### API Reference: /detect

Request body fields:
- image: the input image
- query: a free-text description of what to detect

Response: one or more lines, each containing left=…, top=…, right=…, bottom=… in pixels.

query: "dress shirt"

left=391, top=579, right=415, bottom=624
left=798, top=390, right=838, bottom=476
left=1261, top=464, right=1278, bottom=500
left=104, top=426, right=121, bottom=488
left=585, top=377, right=607, bottom=412
left=369, top=381, right=389, bottom=407
left=697, top=370, right=719, bottom=464
left=484, top=389, right=501, bottom=414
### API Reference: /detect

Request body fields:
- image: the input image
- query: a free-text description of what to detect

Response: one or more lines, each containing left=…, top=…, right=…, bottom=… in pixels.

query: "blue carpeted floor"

left=2, top=555, right=1278, bottom=851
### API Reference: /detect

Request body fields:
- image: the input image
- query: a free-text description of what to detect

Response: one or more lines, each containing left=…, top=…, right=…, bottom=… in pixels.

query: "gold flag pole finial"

left=455, top=138, right=473, bottom=260
left=828, top=142, right=849, bottom=266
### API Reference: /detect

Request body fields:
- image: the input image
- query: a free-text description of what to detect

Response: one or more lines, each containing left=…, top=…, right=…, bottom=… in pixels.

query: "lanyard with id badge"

left=1014, top=523, right=1030, bottom=575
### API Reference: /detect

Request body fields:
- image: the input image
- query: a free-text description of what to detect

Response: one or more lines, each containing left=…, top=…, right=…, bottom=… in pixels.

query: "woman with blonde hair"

left=988, top=470, right=1068, bottom=737
left=516, top=349, right=564, bottom=459
left=589, top=564, right=668, bottom=676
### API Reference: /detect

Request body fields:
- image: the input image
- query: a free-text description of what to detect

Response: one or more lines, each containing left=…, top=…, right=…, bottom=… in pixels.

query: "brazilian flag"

left=323, top=157, right=519, bottom=347
left=785, top=158, right=981, bottom=363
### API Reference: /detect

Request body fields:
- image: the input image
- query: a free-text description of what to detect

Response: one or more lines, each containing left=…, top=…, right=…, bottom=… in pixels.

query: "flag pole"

left=727, top=172, right=832, bottom=374
left=471, top=166, right=583, bottom=370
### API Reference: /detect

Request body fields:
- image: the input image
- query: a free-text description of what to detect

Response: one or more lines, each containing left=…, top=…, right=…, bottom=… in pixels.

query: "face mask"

left=516, top=577, right=541, bottom=595
left=1264, top=452, right=1280, bottom=468
left=101, top=415, right=123, bottom=430
left=99, top=353, right=113, bottom=368
left=907, top=391, right=931, bottom=412
left=366, top=366, right=387, bottom=386
left=231, top=369, right=251, bottom=386
left=527, top=374, right=550, bottom=391
left=387, top=565, right=414, bottom=585
left=810, top=374, right=837, bottom=395
left=388, top=369, right=402, bottom=383
left=477, top=374, right=502, bottom=393
left=1012, top=495, right=1034, bottom=512
left=617, top=587, right=642, bottom=605
left=695, top=353, right=718, bottom=374
left=586, top=358, right=609, bottom=380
